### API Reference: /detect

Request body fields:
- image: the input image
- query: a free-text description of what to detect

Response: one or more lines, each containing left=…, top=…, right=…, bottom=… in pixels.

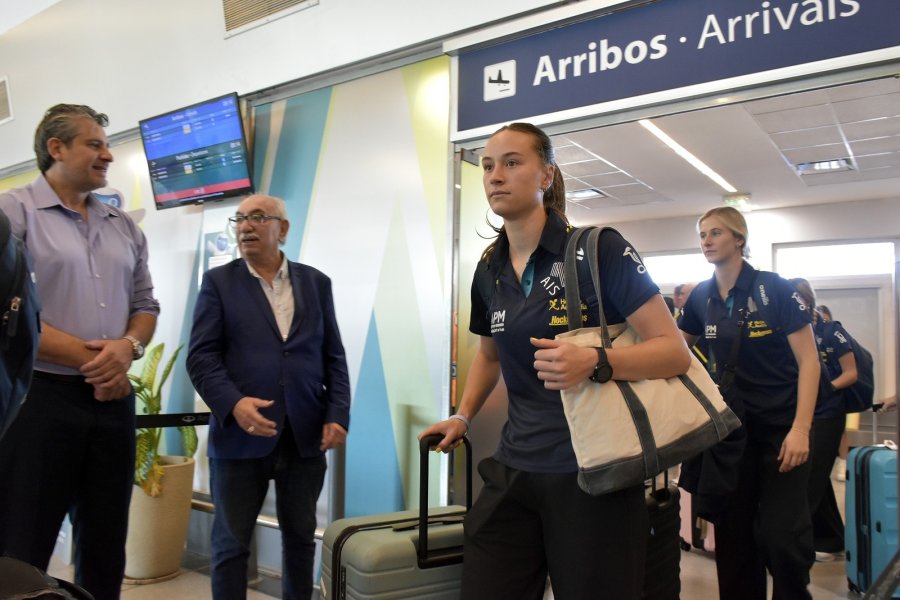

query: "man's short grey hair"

left=269, top=196, right=288, bottom=221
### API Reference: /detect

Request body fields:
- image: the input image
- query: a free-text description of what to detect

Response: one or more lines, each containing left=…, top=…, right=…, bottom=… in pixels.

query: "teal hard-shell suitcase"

left=320, top=435, right=471, bottom=599
left=846, top=444, right=900, bottom=597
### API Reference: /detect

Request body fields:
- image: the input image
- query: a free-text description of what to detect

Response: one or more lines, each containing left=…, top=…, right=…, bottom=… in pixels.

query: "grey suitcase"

left=320, top=435, right=471, bottom=599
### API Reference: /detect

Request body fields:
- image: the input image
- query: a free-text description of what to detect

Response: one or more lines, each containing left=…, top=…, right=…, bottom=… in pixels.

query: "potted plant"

left=124, top=343, right=199, bottom=582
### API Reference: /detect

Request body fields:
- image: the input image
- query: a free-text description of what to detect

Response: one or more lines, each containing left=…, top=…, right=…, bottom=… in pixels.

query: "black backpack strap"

left=0, top=210, right=10, bottom=250
left=1, top=210, right=29, bottom=348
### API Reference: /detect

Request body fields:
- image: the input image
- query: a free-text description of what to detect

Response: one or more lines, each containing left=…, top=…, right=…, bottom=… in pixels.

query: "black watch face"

left=591, top=364, right=613, bottom=383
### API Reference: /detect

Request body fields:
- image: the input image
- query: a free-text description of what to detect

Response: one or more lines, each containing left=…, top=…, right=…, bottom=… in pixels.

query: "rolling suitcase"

left=320, top=434, right=472, bottom=599
left=846, top=444, right=900, bottom=597
left=643, top=472, right=681, bottom=600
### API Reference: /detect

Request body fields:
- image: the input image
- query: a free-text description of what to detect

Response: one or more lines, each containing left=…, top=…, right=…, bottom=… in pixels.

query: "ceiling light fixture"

left=566, top=188, right=607, bottom=202
left=723, top=192, right=753, bottom=212
left=795, top=158, right=854, bottom=175
left=638, top=119, right=737, bottom=193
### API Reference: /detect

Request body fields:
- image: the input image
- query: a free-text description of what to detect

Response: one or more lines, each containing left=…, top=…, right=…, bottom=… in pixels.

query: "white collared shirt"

left=246, top=254, right=294, bottom=341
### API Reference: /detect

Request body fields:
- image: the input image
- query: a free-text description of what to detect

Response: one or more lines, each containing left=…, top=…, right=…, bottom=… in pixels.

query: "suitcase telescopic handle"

left=417, top=433, right=472, bottom=568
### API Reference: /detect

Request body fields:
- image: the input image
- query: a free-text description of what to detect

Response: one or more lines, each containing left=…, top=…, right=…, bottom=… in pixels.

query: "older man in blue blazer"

left=187, top=194, right=350, bottom=600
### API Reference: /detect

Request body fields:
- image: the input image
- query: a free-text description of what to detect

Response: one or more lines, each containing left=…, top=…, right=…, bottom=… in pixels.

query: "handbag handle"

left=563, top=227, right=611, bottom=345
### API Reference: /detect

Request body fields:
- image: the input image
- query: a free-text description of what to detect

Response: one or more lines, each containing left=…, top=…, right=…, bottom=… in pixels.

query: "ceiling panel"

left=770, top=126, right=844, bottom=150
left=843, top=117, right=900, bottom=140
left=856, top=153, right=900, bottom=170
left=782, top=144, right=850, bottom=164
left=603, top=182, right=658, bottom=198
left=856, top=165, right=900, bottom=181
left=579, top=172, right=640, bottom=188
left=560, top=159, right=618, bottom=177
left=752, top=104, right=836, bottom=133
left=850, top=135, right=900, bottom=156
left=554, top=143, right=596, bottom=164
left=832, top=92, right=900, bottom=123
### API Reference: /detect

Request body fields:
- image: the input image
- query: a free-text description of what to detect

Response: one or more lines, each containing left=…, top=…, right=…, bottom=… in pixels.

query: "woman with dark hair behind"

left=419, top=122, right=690, bottom=598
left=791, top=278, right=857, bottom=563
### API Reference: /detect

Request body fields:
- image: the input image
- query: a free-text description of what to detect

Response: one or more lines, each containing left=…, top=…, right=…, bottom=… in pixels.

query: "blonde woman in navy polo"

left=420, top=123, right=690, bottom=599
left=678, top=207, right=820, bottom=600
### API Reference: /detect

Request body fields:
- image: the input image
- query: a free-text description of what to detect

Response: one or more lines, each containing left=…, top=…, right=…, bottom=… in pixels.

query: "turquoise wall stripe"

left=345, top=314, right=404, bottom=517
left=164, top=232, right=203, bottom=454
left=262, top=89, right=332, bottom=262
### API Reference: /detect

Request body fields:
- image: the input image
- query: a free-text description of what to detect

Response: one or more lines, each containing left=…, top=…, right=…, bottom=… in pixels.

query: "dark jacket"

left=187, top=258, right=351, bottom=459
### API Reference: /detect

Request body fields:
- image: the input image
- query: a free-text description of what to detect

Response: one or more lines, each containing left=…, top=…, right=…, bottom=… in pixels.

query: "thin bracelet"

left=790, top=427, right=810, bottom=437
left=449, top=414, right=470, bottom=433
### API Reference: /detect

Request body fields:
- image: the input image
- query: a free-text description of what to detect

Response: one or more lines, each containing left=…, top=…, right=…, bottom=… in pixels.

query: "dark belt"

left=32, top=370, right=87, bottom=384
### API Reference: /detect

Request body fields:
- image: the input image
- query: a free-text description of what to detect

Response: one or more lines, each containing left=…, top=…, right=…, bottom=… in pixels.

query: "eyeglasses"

left=228, top=214, right=282, bottom=226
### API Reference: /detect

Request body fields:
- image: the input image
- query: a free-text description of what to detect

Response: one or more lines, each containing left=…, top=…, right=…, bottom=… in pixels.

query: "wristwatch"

left=589, top=346, right=613, bottom=383
left=123, top=335, right=145, bottom=360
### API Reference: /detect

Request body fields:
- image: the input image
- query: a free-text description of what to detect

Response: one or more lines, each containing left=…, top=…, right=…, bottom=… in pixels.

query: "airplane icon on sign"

left=488, top=70, right=510, bottom=85
left=483, top=60, right=516, bottom=101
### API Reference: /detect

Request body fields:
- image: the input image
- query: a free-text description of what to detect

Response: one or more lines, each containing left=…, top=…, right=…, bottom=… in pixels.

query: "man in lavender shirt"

left=0, top=104, right=159, bottom=600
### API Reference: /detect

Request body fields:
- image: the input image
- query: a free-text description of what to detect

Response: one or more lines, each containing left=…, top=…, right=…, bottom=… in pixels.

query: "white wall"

left=0, top=0, right=559, bottom=169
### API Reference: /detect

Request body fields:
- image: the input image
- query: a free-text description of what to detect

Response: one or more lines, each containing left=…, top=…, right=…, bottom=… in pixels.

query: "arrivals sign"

left=454, top=0, right=900, bottom=139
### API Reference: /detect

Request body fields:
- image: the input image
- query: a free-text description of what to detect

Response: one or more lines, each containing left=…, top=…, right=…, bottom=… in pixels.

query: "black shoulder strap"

left=717, top=271, right=758, bottom=389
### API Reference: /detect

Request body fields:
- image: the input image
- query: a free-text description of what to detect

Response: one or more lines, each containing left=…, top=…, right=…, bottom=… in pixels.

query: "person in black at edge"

left=419, top=123, right=691, bottom=599
left=678, top=206, right=819, bottom=600
left=792, top=277, right=857, bottom=563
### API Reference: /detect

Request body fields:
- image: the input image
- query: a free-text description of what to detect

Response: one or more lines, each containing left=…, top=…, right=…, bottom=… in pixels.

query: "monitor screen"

left=139, top=92, right=254, bottom=210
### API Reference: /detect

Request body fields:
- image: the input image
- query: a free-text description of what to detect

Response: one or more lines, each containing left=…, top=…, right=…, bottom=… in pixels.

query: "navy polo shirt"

left=814, top=319, right=852, bottom=419
left=678, top=261, right=812, bottom=427
left=470, top=213, right=658, bottom=473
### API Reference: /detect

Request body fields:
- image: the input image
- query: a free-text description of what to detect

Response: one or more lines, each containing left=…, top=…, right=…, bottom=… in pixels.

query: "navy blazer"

left=187, top=258, right=351, bottom=459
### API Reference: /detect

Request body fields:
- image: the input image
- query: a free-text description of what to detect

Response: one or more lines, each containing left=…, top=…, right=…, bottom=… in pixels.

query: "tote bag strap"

left=563, top=227, right=589, bottom=333
left=563, top=227, right=611, bottom=345
left=563, top=226, right=660, bottom=475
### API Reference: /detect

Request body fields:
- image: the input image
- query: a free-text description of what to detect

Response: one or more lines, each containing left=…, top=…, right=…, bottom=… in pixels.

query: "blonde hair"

left=698, top=206, right=750, bottom=258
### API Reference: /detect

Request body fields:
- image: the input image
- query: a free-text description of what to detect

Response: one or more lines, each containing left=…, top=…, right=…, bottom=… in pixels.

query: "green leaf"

left=156, top=345, right=182, bottom=397
left=129, top=343, right=194, bottom=497
left=179, top=425, right=198, bottom=458
left=140, top=343, right=164, bottom=398
left=134, top=429, right=156, bottom=485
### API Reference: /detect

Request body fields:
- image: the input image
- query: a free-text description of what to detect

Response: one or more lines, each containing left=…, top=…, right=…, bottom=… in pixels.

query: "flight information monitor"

left=139, top=92, right=254, bottom=210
